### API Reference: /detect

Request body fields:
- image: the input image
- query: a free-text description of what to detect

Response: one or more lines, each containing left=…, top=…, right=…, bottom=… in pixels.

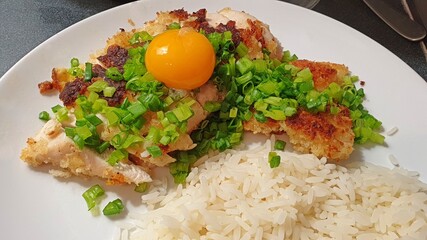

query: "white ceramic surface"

left=1, top=0, right=426, bottom=239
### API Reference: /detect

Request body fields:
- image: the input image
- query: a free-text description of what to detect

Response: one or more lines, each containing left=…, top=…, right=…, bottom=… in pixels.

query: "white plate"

left=1, top=0, right=426, bottom=239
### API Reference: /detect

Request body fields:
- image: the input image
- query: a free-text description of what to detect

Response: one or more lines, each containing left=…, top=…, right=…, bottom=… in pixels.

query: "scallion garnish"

left=274, top=140, right=286, bottom=151
left=54, top=106, right=69, bottom=122
left=129, top=31, right=153, bottom=45
left=107, top=149, right=128, bottom=165
left=96, top=142, right=110, bottom=154
left=134, top=182, right=149, bottom=193
left=103, top=86, right=116, bottom=97
left=84, top=62, right=93, bottom=81
left=87, top=80, right=108, bottom=92
left=70, top=58, right=80, bottom=67
left=102, top=198, right=124, bottom=216
left=68, top=58, right=83, bottom=77
left=51, top=104, right=62, bottom=113
left=170, top=105, right=194, bottom=122
left=38, top=111, right=50, bottom=121
left=235, top=42, right=248, bottom=57
left=147, top=145, right=162, bottom=158
left=82, top=184, right=105, bottom=210
left=105, top=67, right=123, bottom=81
left=85, top=114, right=103, bottom=126
left=167, top=22, right=181, bottom=30
left=268, top=151, right=281, bottom=168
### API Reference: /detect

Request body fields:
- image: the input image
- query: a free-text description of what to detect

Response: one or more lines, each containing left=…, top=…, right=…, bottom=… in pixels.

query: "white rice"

left=386, top=127, right=399, bottom=136
left=118, top=139, right=427, bottom=240
left=388, top=154, right=399, bottom=167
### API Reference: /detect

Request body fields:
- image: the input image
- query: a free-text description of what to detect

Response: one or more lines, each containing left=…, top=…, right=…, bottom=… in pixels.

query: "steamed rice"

left=117, top=139, right=427, bottom=240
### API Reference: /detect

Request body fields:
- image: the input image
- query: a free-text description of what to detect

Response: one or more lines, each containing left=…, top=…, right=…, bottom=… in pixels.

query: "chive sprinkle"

left=38, top=111, right=50, bottom=121
left=274, top=140, right=286, bottom=151
left=268, top=151, right=281, bottom=168
left=82, top=184, right=105, bottom=211
left=102, top=198, right=124, bottom=216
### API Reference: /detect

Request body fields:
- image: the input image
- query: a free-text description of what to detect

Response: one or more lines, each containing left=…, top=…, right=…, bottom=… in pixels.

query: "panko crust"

left=244, top=60, right=355, bottom=161
left=281, top=107, right=354, bottom=161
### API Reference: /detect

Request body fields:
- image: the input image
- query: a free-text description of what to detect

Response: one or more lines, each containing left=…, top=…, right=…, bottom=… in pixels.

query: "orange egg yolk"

left=145, top=28, right=216, bottom=90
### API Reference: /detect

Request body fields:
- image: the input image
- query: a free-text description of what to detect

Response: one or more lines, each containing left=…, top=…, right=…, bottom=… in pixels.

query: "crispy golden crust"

left=291, top=60, right=349, bottom=91
left=244, top=61, right=354, bottom=161
left=281, top=107, right=354, bottom=161
left=51, top=68, right=75, bottom=92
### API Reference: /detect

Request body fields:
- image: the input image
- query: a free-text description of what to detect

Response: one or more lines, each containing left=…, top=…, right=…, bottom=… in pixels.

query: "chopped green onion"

left=145, top=127, right=161, bottom=144
left=138, top=93, right=163, bottom=111
left=169, top=161, right=190, bottom=184
left=203, top=101, right=221, bottom=113
left=96, top=141, right=110, bottom=154
left=235, top=43, right=248, bottom=58
left=264, top=110, right=286, bottom=121
left=229, top=132, right=242, bottom=144
left=85, top=114, right=103, bottom=126
left=165, top=111, right=179, bottom=123
left=330, top=106, right=340, bottom=115
left=253, top=59, right=268, bottom=73
left=38, top=111, right=50, bottom=121
left=51, top=104, right=62, bottom=113
left=167, top=22, right=181, bottom=30
left=73, top=134, right=85, bottom=149
left=88, top=80, right=108, bottom=92
left=120, top=134, right=144, bottom=149
left=159, top=135, right=171, bottom=145
left=75, top=125, right=93, bottom=140
left=104, top=110, right=120, bottom=125
left=236, top=57, right=253, bottom=75
left=105, top=67, right=123, bottom=81
left=82, top=184, right=105, bottom=210
left=103, top=86, right=116, bottom=97
left=84, top=62, right=93, bottom=81
left=127, top=101, right=147, bottom=118
left=235, top=71, right=253, bottom=85
left=254, top=111, right=267, bottom=123
left=147, top=145, right=162, bottom=158
left=164, top=96, right=174, bottom=106
left=70, top=58, right=80, bottom=67
left=134, top=182, right=149, bottom=193
left=55, top=107, right=69, bottom=122
left=268, top=151, right=281, bottom=168
left=229, top=107, right=238, bottom=118
left=274, top=140, right=286, bottom=151
left=257, top=81, right=277, bottom=95
left=102, top=198, right=124, bottom=216
left=171, top=105, right=193, bottom=122
left=129, top=31, right=153, bottom=45
left=107, top=149, right=128, bottom=165
left=69, top=58, right=83, bottom=77
left=282, top=50, right=298, bottom=63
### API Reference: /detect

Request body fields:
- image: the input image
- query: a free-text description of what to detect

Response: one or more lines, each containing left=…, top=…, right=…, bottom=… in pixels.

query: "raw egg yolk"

left=145, top=28, right=216, bottom=90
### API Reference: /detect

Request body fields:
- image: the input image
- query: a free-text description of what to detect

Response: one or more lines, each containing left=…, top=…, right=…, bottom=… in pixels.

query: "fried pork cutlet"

left=23, top=8, right=284, bottom=184
left=21, top=119, right=152, bottom=184
left=243, top=60, right=354, bottom=161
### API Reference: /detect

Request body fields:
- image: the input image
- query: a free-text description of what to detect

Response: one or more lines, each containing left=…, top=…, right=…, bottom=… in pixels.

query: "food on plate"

left=118, top=138, right=427, bottom=239
left=21, top=8, right=383, bottom=185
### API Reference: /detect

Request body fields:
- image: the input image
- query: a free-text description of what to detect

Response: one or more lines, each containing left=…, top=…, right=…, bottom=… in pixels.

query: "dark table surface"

left=1, top=0, right=426, bottom=80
